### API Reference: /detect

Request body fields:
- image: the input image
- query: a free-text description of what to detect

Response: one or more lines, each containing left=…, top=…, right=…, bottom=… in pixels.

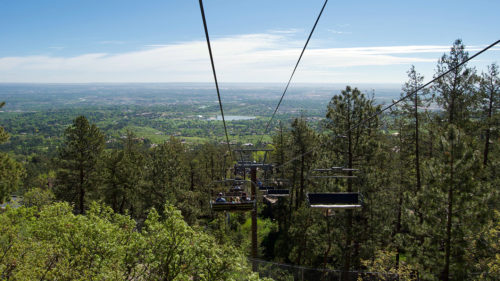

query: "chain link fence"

left=249, top=258, right=401, bottom=281
left=250, top=258, right=491, bottom=280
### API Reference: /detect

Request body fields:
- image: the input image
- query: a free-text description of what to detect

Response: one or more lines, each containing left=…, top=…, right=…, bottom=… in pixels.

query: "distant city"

left=0, top=83, right=402, bottom=112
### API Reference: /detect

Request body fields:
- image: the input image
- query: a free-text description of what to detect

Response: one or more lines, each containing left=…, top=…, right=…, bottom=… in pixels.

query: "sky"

left=0, top=0, right=498, bottom=84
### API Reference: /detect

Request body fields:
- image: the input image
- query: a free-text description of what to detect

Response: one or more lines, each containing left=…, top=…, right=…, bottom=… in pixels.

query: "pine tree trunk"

left=79, top=166, right=85, bottom=214
left=414, top=87, right=422, bottom=191
left=342, top=131, right=354, bottom=281
left=483, top=90, right=493, bottom=166
left=280, top=126, right=285, bottom=180
left=190, top=168, right=195, bottom=191
left=396, top=190, right=403, bottom=268
left=443, top=141, right=454, bottom=281
left=112, top=184, right=118, bottom=211
left=342, top=211, right=353, bottom=281
left=299, top=155, right=304, bottom=207
left=396, top=125, right=404, bottom=268
left=294, top=167, right=299, bottom=210
left=119, top=195, right=126, bottom=214
left=322, top=218, right=332, bottom=277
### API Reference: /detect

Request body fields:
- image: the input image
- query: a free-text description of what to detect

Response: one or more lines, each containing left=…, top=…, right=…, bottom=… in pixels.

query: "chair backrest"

left=211, top=200, right=255, bottom=212
left=307, top=192, right=360, bottom=206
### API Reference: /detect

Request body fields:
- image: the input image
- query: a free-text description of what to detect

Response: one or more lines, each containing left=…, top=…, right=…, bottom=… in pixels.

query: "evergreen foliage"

left=55, top=116, right=105, bottom=213
left=0, top=102, right=24, bottom=203
left=0, top=202, right=267, bottom=280
left=0, top=39, right=498, bottom=280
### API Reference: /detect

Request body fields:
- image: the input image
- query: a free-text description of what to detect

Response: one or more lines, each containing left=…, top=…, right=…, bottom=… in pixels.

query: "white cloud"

left=0, top=33, right=497, bottom=83
left=327, top=29, right=351, bottom=35
left=268, top=28, right=303, bottom=34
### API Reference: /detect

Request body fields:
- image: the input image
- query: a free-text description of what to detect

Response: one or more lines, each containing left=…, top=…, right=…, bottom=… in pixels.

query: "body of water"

left=214, top=115, right=255, bottom=121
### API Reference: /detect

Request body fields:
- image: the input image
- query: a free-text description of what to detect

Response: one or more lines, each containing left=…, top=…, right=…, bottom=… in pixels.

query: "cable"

left=345, top=39, right=500, bottom=136
left=199, top=0, right=232, bottom=157
left=259, top=0, right=329, bottom=144
left=275, top=39, right=500, bottom=170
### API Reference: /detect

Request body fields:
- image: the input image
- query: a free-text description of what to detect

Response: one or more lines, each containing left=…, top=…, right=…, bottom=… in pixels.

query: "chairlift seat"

left=263, top=196, right=279, bottom=204
left=307, top=192, right=362, bottom=209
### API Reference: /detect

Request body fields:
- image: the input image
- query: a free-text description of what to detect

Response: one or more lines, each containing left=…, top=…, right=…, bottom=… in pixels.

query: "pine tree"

left=0, top=102, right=24, bottom=203
left=433, top=39, right=478, bottom=128
left=0, top=102, right=8, bottom=144
left=289, top=117, right=317, bottom=209
left=401, top=66, right=430, bottom=195
left=55, top=116, right=104, bottom=214
left=101, top=131, right=145, bottom=216
left=324, top=86, right=380, bottom=281
left=432, top=40, right=482, bottom=280
left=270, top=121, right=293, bottom=233
left=391, top=66, right=430, bottom=267
left=478, top=63, right=499, bottom=166
left=420, top=125, right=482, bottom=280
left=143, top=137, right=191, bottom=220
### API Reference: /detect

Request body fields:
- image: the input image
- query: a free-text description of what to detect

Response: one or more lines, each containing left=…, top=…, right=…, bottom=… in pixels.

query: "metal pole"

left=251, top=166, right=258, bottom=271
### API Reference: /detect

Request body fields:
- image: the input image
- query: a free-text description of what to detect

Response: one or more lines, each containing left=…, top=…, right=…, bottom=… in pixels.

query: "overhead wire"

left=198, top=0, right=232, bottom=157
left=259, top=0, right=329, bottom=144
left=275, top=39, right=500, bottom=170
left=343, top=39, right=500, bottom=136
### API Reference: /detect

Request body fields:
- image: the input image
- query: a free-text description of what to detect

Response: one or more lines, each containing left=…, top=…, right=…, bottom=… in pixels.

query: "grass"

left=120, top=126, right=169, bottom=143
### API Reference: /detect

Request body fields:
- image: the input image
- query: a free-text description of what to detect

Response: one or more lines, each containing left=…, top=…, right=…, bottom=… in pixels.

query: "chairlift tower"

left=233, top=148, right=273, bottom=270
left=211, top=148, right=289, bottom=269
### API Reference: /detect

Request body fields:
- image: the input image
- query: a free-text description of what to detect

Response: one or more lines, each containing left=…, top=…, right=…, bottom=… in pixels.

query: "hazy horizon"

left=1, top=1, right=498, bottom=84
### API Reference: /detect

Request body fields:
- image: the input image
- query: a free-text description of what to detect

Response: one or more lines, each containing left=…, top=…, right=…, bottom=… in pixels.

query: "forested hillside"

left=0, top=40, right=498, bottom=280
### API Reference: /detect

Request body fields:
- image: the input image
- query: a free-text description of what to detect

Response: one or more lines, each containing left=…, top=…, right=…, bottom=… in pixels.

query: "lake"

left=214, top=115, right=256, bottom=121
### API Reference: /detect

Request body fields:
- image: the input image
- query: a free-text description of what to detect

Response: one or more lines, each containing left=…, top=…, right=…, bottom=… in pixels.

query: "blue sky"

left=0, top=0, right=498, bottom=83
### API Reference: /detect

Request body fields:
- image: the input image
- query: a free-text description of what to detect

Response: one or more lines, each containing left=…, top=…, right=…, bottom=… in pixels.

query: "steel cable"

left=259, top=0, right=329, bottom=143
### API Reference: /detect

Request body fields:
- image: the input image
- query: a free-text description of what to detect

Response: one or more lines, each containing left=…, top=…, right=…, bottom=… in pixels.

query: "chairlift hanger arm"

left=341, top=168, right=359, bottom=172
left=235, top=162, right=274, bottom=169
left=312, top=167, right=356, bottom=172
left=313, top=168, right=338, bottom=172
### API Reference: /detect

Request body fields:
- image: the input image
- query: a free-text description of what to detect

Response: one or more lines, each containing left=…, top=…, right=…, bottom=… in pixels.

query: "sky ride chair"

left=264, top=178, right=290, bottom=197
left=259, top=164, right=290, bottom=196
left=261, top=177, right=290, bottom=206
left=307, top=192, right=362, bottom=209
left=306, top=167, right=363, bottom=209
left=209, top=170, right=255, bottom=212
